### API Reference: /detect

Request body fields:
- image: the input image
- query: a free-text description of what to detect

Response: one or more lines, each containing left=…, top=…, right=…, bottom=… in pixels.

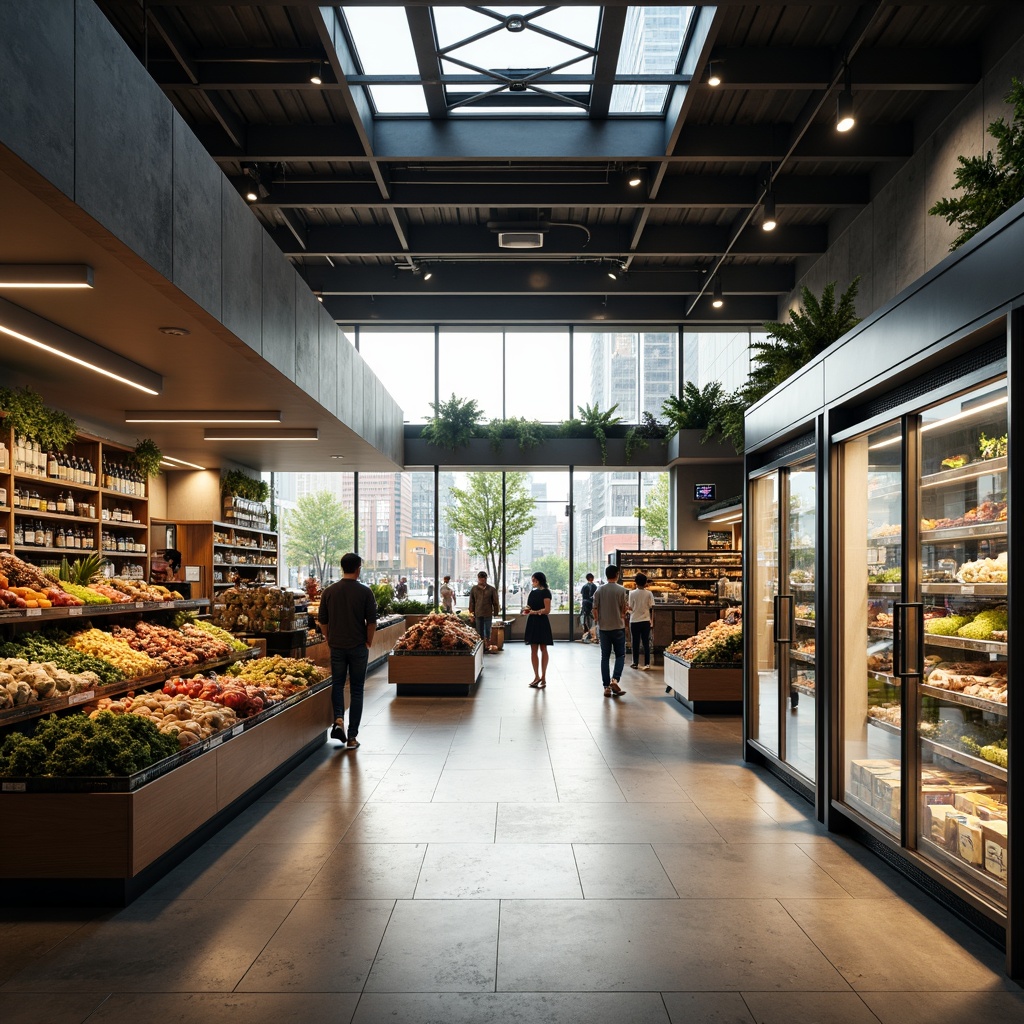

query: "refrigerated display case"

left=748, top=452, right=817, bottom=792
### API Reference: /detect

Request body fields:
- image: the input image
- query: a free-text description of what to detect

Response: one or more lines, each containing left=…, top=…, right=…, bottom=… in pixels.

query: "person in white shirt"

left=439, top=575, right=456, bottom=613
left=628, top=571, right=656, bottom=670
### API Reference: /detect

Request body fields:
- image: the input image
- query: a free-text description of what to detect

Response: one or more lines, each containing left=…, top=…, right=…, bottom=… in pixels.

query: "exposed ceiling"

left=91, top=1, right=1017, bottom=325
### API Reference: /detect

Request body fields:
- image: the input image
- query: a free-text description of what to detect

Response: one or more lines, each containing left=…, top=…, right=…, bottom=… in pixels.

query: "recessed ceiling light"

left=159, top=326, right=191, bottom=336
left=331, top=455, right=346, bottom=459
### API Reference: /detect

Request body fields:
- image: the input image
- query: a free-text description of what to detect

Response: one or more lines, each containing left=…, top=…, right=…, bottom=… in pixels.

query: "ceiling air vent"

left=498, top=231, right=545, bottom=249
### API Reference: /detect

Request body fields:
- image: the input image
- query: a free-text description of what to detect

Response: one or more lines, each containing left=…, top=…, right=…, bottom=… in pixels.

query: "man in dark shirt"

left=317, top=551, right=377, bottom=750
left=579, top=572, right=597, bottom=642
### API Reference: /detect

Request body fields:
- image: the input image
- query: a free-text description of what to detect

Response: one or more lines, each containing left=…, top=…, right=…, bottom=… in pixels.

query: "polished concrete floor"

left=3, top=643, right=1021, bottom=1023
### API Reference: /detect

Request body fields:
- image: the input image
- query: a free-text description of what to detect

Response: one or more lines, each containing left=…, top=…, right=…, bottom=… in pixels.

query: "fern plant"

left=485, top=416, right=545, bottom=453
left=929, top=77, right=1024, bottom=251
left=625, top=411, right=667, bottom=463
left=742, top=277, right=861, bottom=406
left=661, top=382, right=726, bottom=439
left=421, top=393, right=484, bottom=451
left=576, top=402, right=621, bottom=465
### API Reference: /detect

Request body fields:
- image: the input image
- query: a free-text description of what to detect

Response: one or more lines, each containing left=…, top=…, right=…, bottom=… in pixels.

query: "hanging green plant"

left=625, top=412, right=668, bottom=463
left=421, top=393, right=484, bottom=451
left=0, top=385, right=78, bottom=450
left=575, top=402, right=621, bottom=465
left=222, top=468, right=269, bottom=502
left=929, top=77, right=1024, bottom=251
left=131, top=438, right=163, bottom=479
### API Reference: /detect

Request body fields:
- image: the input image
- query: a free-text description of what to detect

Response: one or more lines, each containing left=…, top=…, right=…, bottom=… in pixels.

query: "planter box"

left=388, top=642, right=484, bottom=695
left=663, top=652, right=742, bottom=713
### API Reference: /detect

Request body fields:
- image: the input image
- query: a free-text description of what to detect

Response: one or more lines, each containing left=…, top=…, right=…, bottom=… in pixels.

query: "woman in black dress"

left=523, top=571, right=553, bottom=687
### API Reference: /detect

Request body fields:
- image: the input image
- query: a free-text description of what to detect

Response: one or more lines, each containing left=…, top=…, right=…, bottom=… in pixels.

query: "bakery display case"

left=838, top=375, right=1009, bottom=909
left=615, top=549, right=742, bottom=652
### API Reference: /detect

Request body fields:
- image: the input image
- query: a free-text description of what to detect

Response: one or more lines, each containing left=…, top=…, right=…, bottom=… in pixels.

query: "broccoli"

left=0, top=735, right=49, bottom=776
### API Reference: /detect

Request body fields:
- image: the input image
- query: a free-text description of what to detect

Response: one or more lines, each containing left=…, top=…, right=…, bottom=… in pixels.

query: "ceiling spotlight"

left=422, top=268, right=433, bottom=281
left=836, top=63, right=855, bottom=132
left=712, top=277, right=724, bottom=309
left=707, top=60, right=722, bottom=87
left=607, top=259, right=627, bottom=280
left=762, top=190, right=777, bottom=231
left=310, top=60, right=323, bottom=85
left=242, top=164, right=268, bottom=203
left=627, top=166, right=644, bottom=188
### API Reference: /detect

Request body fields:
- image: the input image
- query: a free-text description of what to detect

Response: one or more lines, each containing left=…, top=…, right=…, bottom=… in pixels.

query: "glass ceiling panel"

left=341, top=6, right=418, bottom=74
left=369, top=85, right=429, bottom=114
left=616, top=7, right=693, bottom=77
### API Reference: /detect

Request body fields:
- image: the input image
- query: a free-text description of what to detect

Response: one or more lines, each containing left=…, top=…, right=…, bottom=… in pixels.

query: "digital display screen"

left=694, top=483, right=716, bottom=501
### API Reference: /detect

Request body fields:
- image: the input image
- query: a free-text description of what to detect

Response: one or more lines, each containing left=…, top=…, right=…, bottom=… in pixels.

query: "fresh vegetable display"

left=162, top=675, right=282, bottom=718
left=225, top=654, right=325, bottom=690
left=0, top=552, right=56, bottom=592
left=924, top=614, right=971, bottom=636
left=666, top=615, right=743, bottom=664
left=0, top=657, right=103, bottom=709
left=108, top=578, right=179, bottom=602
left=109, top=621, right=233, bottom=668
left=67, top=628, right=161, bottom=678
left=178, top=616, right=249, bottom=652
left=868, top=567, right=901, bottom=583
left=212, top=587, right=305, bottom=632
left=0, top=710, right=179, bottom=776
left=0, top=630, right=124, bottom=684
left=89, top=690, right=239, bottom=748
left=955, top=606, right=1008, bottom=640
left=392, top=613, right=481, bottom=652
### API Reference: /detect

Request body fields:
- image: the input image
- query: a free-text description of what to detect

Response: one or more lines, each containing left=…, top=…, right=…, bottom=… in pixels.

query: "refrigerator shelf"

left=919, top=684, right=1007, bottom=717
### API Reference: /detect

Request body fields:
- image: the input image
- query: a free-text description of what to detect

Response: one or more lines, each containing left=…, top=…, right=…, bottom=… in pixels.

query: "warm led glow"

left=244, top=188, right=259, bottom=203
left=712, top=278, right=724, bottom=308
left=836, top=89, right=855, bottom=132
left=0, top=298, right=162, bottom=395
left=0, top=264, right=94, bottom=288
left=161, top=455, right=208, bottom=470
left=204, top=427, right=319, bottom=441
left=762, top=192, right=777, bottom=231
left=867, top=395, right=1007, bottom=450
left=707, top=64, right=722, bottom=87
left=125, top=410, right=282, bottom=423
left=627, top=167, right=643, bottom=187
left=422, top=270, right=433, bottom=281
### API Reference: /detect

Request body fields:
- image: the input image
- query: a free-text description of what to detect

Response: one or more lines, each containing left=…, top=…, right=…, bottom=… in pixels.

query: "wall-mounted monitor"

left=694, top=483, right=716, bottom=501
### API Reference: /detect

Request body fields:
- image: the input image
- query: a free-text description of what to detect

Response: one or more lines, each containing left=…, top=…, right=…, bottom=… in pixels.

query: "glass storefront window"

left=505, top=331, right=570, bottom=422
left=439, top=329, right=503, bottom=421
left=358, top=329, right=434, bottom=422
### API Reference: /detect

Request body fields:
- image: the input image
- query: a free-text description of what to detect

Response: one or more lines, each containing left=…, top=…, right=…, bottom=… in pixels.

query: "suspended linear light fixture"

left=0, top=264, right=94, bottom=288
left=204, top=427, right=319, bottom=441
left=125, top=410, right=282, bottom=423
left=0, top=297, right=162, bottom=395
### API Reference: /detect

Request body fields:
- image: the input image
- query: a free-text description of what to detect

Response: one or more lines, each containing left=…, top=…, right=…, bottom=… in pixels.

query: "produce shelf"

left=866, top=715, right=901, bottom=736
left=920, top=582, right=1007, bottom=597
left=794, top=617, right=816, bottom=628
left=919, top=683, right=1007, bottom=716
left=923, top=634, right=1007, bottom=654
left=920, top=455, right=1007, bottom=487
left=0, top=597, right=208, bottom=624
left=921, top=737, right=1007, bottom=781
left=791, top=681, right=816, bottom=698
left=920, top=522, right=1006, bottom=544
left=789, top=649, right=816, bottom=664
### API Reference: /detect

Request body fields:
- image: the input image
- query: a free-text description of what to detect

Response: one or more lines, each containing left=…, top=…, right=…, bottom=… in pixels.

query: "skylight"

left=340, top=5, right=693, bottom=118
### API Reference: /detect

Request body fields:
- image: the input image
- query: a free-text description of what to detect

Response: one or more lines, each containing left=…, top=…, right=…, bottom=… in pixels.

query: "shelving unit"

left=1, top=426, right=149, bottom=579
left=165, top=520, right=278, bottom=601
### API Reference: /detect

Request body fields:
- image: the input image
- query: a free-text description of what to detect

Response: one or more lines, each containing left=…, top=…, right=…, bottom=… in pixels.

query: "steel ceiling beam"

left=322, top=293, right=780, bottom=325
left=248, top=172, right=868, bottom=210
left=406, top=6, right=448, bottom=118
left=270, top=222, right=828, bottom=259
left=302, top=263, right=795, bottom=296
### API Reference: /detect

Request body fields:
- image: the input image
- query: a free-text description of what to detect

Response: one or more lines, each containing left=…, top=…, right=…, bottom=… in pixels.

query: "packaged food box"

left=956, top=815, right=984, bottom=866
left=981, top=820, right=1008, bottom=881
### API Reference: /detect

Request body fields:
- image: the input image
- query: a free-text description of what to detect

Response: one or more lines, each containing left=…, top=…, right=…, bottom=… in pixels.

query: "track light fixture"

left=762, top=189, right=777, bottom=231
left=712, top=277, right=724, bottom=309
left=707, top=60, right=722, bottom=87
left=836, top=63, right=855, bottom=132
left=242, top=164, right=268, bottom=203
left=310, top=60, right=323, bottom=85
left=606, top=259, right=627, bottom=280
left=626, top=166, right=644, bottom=188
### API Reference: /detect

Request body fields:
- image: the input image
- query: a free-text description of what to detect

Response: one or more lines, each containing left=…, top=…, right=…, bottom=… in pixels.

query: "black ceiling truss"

left=90, top=1, right=997, bottom=325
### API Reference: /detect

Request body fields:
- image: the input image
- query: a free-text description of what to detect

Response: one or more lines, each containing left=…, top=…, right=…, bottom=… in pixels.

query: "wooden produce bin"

left=388, top=642, right=484, bottom=695
left=0, top=686, right=332, bottom=904
left=663, top=652, right=742, bottom=713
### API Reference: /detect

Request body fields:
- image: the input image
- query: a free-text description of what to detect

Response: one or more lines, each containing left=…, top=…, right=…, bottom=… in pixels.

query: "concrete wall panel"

left=294, top=285, right=319, bottom=399
left=261, top=239, right=296, bottom=380
left=317, top=304, right=338, bottom=417
left=75, top=0, right=172, bottom=280
left=0, top=1, right=75, bottom=195
left=172, top=115, right=222, bottom=319
left=220, top=178, right=263, bottom=353
left=349, top=341, right=365, bottom=440
left=336, top=330, right=356, bottom=435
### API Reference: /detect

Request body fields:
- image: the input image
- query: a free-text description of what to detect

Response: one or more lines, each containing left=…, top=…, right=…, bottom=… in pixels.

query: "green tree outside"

left=283, top=491, right=355, bottom=583
left=529, top=553, right=570, bottom=593
left=445, top=473, right=536, bottom=591
left=635, top=473, right=671, bottom=548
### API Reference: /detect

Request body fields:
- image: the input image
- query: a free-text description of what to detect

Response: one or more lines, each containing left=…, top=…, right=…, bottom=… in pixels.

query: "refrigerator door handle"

left=774, top=594, right=793, bottom=645
left=894, top=602, right=924, bottom=678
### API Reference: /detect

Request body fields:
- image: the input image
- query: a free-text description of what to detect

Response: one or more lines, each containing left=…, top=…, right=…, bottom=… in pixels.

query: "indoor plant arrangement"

left=0, top=385, right=78, bottom=451
left=131, top=438, right=163, bottom=479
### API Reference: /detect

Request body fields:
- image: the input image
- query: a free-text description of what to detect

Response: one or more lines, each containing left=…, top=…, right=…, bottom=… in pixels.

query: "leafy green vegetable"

left=0, top=630, right=124, bottom=684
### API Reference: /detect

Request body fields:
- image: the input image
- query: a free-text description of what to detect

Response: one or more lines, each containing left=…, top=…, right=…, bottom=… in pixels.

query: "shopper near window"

left=578, top=572, right=597, bottom=642
left=522, top=571, right=553, bottom=687
left=440, top=575, right=456, bottom=613
left=592, top=564, right=629, bottom=697
left=468, top=571, right=500, bottom=650
left=395, top=576, right=408, bottom=600
left=628, top=571, right=656, bottom=670
left=317, top=551, right=377, bottom=751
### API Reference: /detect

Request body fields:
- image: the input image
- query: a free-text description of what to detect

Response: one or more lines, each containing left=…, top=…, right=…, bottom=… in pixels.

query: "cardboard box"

left=956, top=816, right=984, bottom=866
left=982, top=820, right=1008, bottom=881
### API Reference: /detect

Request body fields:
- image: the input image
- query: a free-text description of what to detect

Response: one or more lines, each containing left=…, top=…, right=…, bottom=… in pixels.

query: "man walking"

left=468, top=570, right=500, bottom=650
left=579, top=572, right=597, bottom=642
left=317, top=551, right=377, bottom=750
left=592, top=564, right=628, bottom=697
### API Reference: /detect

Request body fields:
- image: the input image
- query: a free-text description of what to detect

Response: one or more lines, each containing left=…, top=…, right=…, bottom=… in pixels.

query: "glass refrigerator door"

left=749, top=472, right=780, bottom=756
left=916, top=378, right=1007, bottom=906
left=839, top=419, right=903, bottom=838
left=786, top=460, right=817, bottom=781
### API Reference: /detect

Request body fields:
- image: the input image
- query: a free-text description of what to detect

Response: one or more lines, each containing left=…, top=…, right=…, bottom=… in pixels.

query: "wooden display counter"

left=388, top=642, right=484, bottom=695
left=663, top=652, right=742, bottom=713
left=304, top=616, right=406, bottom=675
left=0, top=685, right=331, bottom=904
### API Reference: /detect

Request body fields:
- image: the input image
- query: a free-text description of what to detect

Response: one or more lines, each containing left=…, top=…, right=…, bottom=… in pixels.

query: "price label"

left=135, top=601, right=145, bottom=609
left=2, top=782, right=27, bottom=793
left=68, top=606, right=83, bottom=616
left=26, top=607, right=42, bottom=617
left=209, top=735, right=224, bottom=748
left=959, top=585, right=975, bottom=595
left=232, top=724, right=244, bottom=737
left=69, top=690, right=95, bottom=705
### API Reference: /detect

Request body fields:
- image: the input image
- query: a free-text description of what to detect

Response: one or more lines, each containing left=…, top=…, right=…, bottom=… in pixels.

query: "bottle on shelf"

left=0, top=438, right=8, bottom=471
